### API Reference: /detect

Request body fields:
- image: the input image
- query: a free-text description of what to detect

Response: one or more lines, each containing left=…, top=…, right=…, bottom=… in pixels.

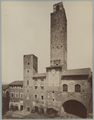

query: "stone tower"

left=23, top=54, right=38, bottom=111
left=50, top=2, right=67, bottom=70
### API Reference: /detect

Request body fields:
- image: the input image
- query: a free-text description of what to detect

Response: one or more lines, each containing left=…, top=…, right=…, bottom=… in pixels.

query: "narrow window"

left=41, top=95, right=44, bottom=100
left=27, top=107, right=30, bottom=111
left=35, top=86, right=38, bottom=89
left=41, top=78, right=44, bottom=81
left=41, top=86, right=44, bottom=90
left=57, top=46, right=59, bottom=49
left=75, top=84, right=81, bottom=92
left=15, top=93, right=19, bottom=98
left=27, top=80, right=29, bottom=85
left=63, top=84, right=68, bottom=92
left=52, top=91, right=54, bottom=93
left=56, top=5, right=59, bottom=11
left=11, top=93, right=14, bottom=97
left=35, top=95, right=37, bottom=99
left=20, top=94, right=23, bottom=98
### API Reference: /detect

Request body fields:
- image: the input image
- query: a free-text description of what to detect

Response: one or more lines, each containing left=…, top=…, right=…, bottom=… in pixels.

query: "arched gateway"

left=63, top=100, right=87, bottom=118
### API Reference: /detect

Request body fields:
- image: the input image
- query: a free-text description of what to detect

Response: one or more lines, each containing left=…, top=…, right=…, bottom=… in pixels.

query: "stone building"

left=2, top=85, right=10, bottom=115
left=23, top=2, right=92, bottom=118
left=9, top=81, right=23, bottom=111
left=3, top=2, right=92, bottom=118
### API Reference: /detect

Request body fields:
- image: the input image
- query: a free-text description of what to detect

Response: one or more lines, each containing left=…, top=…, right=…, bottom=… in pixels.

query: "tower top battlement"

left=53, top=2, right=64, bottom=12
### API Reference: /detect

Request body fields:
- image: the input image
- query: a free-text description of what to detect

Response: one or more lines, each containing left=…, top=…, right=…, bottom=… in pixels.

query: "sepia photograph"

left=1, top=0, right=92, bottom=119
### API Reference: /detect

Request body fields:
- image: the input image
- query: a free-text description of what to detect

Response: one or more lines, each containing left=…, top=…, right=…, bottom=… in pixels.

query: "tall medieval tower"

left=50, top=2, right=67, bottom=70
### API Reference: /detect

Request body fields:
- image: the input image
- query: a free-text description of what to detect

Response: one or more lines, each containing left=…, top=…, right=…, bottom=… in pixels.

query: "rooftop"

left=9, top=81, right=23, bottom=86
left=62, top=68, right=91, bottom=76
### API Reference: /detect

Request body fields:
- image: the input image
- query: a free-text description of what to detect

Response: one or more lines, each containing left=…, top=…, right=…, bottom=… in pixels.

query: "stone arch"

left=62, top=100, right=87, bottom=118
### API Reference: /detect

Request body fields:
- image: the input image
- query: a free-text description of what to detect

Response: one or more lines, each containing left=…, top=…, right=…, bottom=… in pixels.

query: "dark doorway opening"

left=34, top=106, right=39, bottom=113
left=27, top=107, right=30, bottom=111
left=63, top=100, right=87, bottom=118
left=39, top=107, right=44, bottom=114
left=14, top=106, right=18, bottom=111
left=46, top=108, right=58, bottom=117
left=20, top=105, right=23, bottom=111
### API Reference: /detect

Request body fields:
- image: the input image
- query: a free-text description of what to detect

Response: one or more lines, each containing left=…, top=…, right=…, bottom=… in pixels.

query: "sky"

left=1, top=0, right=92, bottom=84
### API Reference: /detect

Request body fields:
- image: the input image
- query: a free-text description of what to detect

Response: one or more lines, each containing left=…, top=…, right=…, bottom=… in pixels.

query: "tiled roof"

left=62, top=68, right=91, bottom=76
left=9, top=81, right=23, bottom=86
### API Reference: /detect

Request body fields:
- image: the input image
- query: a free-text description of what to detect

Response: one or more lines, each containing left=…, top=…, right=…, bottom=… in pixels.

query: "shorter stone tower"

left=23, top=54, right=38, bottom=111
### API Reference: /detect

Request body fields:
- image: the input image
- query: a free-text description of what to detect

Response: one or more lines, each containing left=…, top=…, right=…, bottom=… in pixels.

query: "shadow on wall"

left=2, top=91, right=10, bottom=115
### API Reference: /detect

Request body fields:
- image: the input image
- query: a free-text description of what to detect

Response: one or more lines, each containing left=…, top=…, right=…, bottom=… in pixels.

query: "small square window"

left=41, top=86, right=44, bottom=90
left=28, top=62, right=30, bottom=65
left=34, top=78, right=37, bottom=81
left=35, top=86, right=38, bottom=89
left=35, top=95, right=37, bottom=99
left=41, top=78, right=44, bottom=81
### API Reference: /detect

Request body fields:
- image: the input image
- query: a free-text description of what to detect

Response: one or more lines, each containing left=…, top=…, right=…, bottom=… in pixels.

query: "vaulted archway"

left=63, top=100, right=87, bottom=118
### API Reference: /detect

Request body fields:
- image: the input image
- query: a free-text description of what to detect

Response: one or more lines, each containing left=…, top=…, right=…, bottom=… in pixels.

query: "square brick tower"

left=50, top=2, right=67, bottom=70
left=23, top=54, right=38, bottom=111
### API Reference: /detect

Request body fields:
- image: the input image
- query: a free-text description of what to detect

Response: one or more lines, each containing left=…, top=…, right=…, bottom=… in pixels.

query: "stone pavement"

left=3, top=110, right=81, bottom=119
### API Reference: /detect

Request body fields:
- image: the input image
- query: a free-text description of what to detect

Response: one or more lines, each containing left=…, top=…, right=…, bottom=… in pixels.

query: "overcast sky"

left=1, top=0, right=92, bottom=84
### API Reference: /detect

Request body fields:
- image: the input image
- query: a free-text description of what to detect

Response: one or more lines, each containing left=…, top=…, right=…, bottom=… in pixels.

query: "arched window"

left=63, top=84, right=68, bottom=92
left=75, top=84, right=81, bottom=92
